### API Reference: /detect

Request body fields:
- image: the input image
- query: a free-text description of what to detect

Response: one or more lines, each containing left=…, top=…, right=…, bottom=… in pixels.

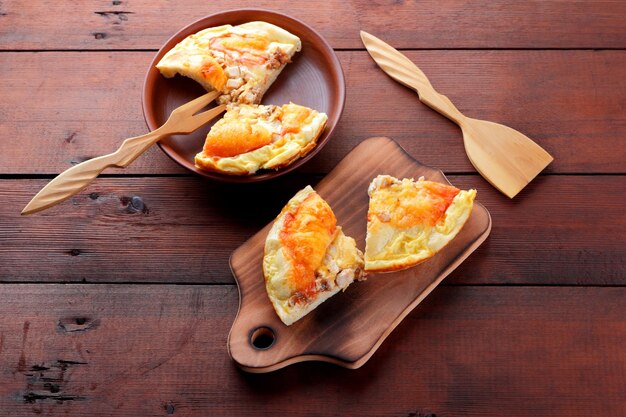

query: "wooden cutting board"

left=228, top=137, right=491, bottom=372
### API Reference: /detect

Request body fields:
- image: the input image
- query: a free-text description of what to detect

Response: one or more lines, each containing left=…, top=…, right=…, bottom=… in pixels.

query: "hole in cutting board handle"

left=250, top=327, right=276, bottom=350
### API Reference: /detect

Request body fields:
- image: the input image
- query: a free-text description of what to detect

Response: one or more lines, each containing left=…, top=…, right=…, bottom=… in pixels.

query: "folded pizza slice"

left=156, top=21, right=301, bottom=104
left=195, top=102, right=327, bottom=175
left=264, top=186, right=366, bottom=326
left=365, top=175, right=476, bottom=273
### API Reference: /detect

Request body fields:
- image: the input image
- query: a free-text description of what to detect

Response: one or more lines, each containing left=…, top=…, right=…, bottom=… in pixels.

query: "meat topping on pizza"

left=156, top=21, right=301, bottom=104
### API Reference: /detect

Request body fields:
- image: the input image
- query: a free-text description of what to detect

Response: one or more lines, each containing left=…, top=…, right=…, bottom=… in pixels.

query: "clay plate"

left=142, top=9, right=345, bottom=182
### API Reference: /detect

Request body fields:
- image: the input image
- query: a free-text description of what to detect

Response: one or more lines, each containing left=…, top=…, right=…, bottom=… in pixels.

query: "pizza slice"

left=264, top=186, right=366, bottom=326
left=364, top=175, right=476, bottom=273
left=156, top=21, right=301, bottom=104
left=195, top=102, right=327, bottom=175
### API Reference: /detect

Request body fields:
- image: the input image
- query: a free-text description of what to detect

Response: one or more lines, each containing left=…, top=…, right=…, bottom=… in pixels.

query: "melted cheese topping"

left=369, top=177, right=460, bottom=228
left=202, top=116, right=273, bottom=157
left=279, top=192, right=337, bottom=296
left=365, top=175, right=476, bottom=272
left=195, top=103, right=327, bottom=175
left=156, top=21, right=301, bottom=104
left=264, top=186, right=365, bottom=325
left=200, top=56, right=228, bottom=91
left=210, top=34, right=270, bottom=66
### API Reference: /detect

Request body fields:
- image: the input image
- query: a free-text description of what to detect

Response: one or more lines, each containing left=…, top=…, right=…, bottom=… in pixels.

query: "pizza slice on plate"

left=195, top=102, right=327, bottom=175
left=264, top=186, right=366, bottom=326
left=364, top=175, right=476, bottom=273
left=156, top=21, right=301, bottom=104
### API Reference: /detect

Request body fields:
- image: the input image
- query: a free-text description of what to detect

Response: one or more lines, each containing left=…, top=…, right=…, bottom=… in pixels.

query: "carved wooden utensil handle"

left=416, top=87, right=467, bottom=126
left=21, top=128, right=165, bottom=215
left=22, top=92, right=226, bottom=215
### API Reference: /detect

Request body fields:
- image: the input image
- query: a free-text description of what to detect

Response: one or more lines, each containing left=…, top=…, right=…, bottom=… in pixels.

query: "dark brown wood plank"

left=1, top=0, right=625, bottom=49
left=1, top=50, right=625, bottom=175
left=1, top=175, right=624, bottom=285
left=0, top=52, right=184, bottom=175
left=0, top=284, right=623, bottom=416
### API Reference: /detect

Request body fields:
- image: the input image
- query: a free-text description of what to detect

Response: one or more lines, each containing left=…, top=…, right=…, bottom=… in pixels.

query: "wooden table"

left=1, top=1, right=625, bottom=415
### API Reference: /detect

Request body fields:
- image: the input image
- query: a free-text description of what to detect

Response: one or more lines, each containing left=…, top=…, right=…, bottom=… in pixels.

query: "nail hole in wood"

left=250, top=327, right=275, bottom=350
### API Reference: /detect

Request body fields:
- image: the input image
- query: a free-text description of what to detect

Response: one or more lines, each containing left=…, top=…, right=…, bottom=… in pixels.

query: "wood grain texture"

left=0, top=284, right=623, bottom=416
left=0, top=2, right=623, bottom=415
left=229, top=138, right=491, bottom=371
left=1, top=0, right=625, bottom=49
left=1, top=172, right=624, bottom=285
left=1, top=50, right=624, bottom=175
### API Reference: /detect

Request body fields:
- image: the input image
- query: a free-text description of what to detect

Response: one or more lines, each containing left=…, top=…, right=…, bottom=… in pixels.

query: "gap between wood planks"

left=1, top=48, right=626, bottom=53
left=0, top=282, right=624, bottom=287
left=0, top=173, right=624, bottom=179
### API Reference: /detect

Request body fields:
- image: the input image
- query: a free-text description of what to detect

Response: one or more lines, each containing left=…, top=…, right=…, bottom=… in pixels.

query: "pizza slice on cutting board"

left=364, top=175, right=476, bottom=273
left=263, top=186, right=366, bottom=326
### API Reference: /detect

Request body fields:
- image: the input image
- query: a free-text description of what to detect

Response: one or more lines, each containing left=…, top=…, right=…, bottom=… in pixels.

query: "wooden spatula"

left=22, top=91, right=226, bottom=215
left=360, top=30, right=553, bottom=198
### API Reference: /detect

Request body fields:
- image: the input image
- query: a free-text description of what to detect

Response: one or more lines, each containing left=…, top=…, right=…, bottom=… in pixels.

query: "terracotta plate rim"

left=141, top=8, right=346, bottom=183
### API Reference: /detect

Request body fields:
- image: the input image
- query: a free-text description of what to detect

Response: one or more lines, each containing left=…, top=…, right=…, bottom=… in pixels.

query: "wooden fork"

left=22, top=91, right=226, bottom=215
